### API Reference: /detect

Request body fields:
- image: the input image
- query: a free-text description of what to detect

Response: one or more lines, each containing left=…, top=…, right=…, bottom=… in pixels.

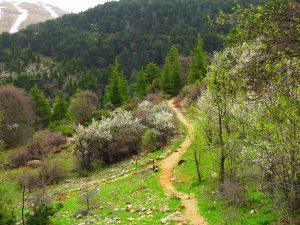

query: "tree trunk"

left=218, top=109, right=225, bottom=187
left=194, top=150, right=202, bottom=182
left=22, top=186, right=25, bottom=225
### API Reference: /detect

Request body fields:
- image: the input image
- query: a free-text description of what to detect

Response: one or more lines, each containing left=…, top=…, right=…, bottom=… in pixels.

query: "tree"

left=160, top=46, right=182, bottom=96
left=104, top=59, right=129, bottom=107
left=188, top=36, right=206, bottom=83
left=135, top=72, right=147, bottom=98
left=144, top=62, right=160, bottom=84
left=69, top=90, right=98, bottom=124
left=52, top=93, right=69, bottom=122
left=74, top=109, right=145, bottom=170
left=0, top=85, right=34, bottom=148
left=30, top=86, right=52, bottom=128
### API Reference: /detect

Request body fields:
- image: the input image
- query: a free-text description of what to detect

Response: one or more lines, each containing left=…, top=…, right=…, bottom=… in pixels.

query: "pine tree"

left=169, top=46, right=182, bottom=95
left=188, top=36, right=207, bottom=83
left=135, top=72, right=147, bottom=98
left=52, top=93, right=69, bottom=121
left=104, top=59, right=130, bottom=107
left=30, top=86, right=52, bottom=127
left=144, top=62, right=160, bottom=83
left=160, top=45, right=182, bottom=96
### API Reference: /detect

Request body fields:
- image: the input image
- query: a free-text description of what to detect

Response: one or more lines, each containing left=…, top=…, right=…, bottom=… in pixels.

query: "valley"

left=0, top=0, right=299, bottom=224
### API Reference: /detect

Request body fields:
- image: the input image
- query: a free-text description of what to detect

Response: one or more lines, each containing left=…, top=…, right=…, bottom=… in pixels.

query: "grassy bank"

left=173, top=115, right=278, bottom=225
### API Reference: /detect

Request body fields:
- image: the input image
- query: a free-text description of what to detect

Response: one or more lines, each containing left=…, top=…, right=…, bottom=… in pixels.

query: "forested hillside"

left=0, top=0, right=263, bottom=99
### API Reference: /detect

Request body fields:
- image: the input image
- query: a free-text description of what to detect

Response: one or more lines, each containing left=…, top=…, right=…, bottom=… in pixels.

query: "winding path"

left=159, top=99, right=207, bottom=225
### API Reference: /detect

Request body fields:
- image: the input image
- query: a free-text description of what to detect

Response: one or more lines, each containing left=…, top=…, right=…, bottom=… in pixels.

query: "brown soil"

left=159, top=99, right=207, bottom=225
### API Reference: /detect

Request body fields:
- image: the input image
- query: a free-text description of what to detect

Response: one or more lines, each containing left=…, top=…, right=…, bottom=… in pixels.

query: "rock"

left=128, top=217, right=135, bottom=221
left=160, top=211, right=186, bottom=224
left=74, top=209, right=88, bottom=219
left=178, top=160, right=186, bottom=166
left=161, top=206, right=171, bottom=213
left=140, top=208, right=147, bottom=212
left=26, top=160, right=42, bottom=168
left=126, top=204, right=133, bottom=212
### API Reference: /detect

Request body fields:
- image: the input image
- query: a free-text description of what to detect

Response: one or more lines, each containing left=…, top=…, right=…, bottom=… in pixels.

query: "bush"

left=8, top=146, right=31, bottom=168
left=141, top=129, right=156, bottom=151
left=74, top=108, right=145, bottom=170
left=49, top=121, right=74, bottom=136
left=26, top=203, right=63, bottom=225
left=27, top=130, right=66, bottom=158
left=18, top=171, right=40, bottom=192
left=39, top=161, right=65, bottom=185
left=9, top=131, right=66, bottom=168
left=18, top=161, right=65, bottom=191
left=135, top=101, right=176, bottom=145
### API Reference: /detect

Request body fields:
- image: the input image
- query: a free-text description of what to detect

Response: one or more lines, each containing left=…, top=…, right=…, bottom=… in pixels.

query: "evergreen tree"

left=144, top=62, right=160, bottom=83
left=104, top=59, right=130, bottom=107
left=29, top=86, right=52, bottom=128
left=52, top=93, right=69, bottom=121
left=135, top=72, right=147, bottom=98
left=160, top=45, right=182, bottom=96
left=188, top=36, right=206, bottom=83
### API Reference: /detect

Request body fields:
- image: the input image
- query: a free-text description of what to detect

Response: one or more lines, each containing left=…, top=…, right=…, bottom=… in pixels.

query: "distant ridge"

left=0, top=0, right=66, bottom=33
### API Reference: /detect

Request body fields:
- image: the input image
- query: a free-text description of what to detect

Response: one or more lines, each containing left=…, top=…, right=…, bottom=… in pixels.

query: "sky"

left=0, top=0, right=114, bottom=13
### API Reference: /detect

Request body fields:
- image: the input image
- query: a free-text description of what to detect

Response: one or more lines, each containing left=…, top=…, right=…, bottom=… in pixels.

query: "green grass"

left=174, top=120, right=278, bottom=225
left=0, top=118, right=188, bottom=224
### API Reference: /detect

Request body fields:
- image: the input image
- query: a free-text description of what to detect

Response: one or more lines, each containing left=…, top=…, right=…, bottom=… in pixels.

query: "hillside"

left=0, top=0, right=299, bottom=224
left=0, top=0, right=262, bottom=72
left=0, top=0, right=66, bottom=33
left=0, top=0, right=263, bottom=99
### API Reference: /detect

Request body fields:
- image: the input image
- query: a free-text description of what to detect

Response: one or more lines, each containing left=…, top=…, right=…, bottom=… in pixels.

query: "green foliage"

left=188, top=36, right=207, bottom=83
left=160, top=45, right=182, bottom=96
left=30, top=86, right=52, bottom=127
left=135, top=71, right=147, bottom=98
left=52, top=93, right=69, bottom=122
left=25, top=203, right=63, bottom=225
left=141, top=129, right=155, bottom=151
left=49, top=121, right=74, bottom=136
left=0, top=188, right=16, bottom=225
left=69, top=90, right=98, bottom=124
left=104, top=59, right=130, bottom=107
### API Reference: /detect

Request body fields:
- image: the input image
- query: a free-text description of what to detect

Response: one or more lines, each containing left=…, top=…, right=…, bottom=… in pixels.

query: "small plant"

left=0, top=188, right=16, bottom=225
left=25, top=203, right=63, bottom=225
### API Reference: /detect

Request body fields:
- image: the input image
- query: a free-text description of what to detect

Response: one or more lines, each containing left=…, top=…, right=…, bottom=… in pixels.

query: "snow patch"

left=40, top=3, right=58, bottom=18
left=10, top=2, right=28, bottom=33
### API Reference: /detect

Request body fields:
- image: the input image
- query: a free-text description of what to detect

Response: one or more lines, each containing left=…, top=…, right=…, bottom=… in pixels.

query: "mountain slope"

left=0, top=0, right=263, bottom=73
left=0, top=0, right=66, bottom=33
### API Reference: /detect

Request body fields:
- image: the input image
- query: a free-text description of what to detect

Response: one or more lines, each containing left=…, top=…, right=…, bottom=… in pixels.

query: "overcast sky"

left=0, top=0, right=115, bottom=13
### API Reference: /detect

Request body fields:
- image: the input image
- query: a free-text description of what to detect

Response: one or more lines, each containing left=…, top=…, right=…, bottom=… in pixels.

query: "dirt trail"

left=159, top=99, right=207, bottom=225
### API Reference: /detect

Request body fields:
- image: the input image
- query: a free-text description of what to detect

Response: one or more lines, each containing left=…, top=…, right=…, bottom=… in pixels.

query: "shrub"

left=136, top=101, right=176, bottom=145
left=27, top=130, right=66, bottom=158
left=49, top=121, right=74, bottom=136
left=74, top=108, right=145, bottom=170
left=8, top=146, right=31, bottom=168
left=18, top=171, right=41, bottom=192
left=18, top=161, right=65, bottom=191
left=9, top=131, right=66, bottom=168
left=69, top=91, right=98, bottom=124
left=39, top=161, right=65, bottom=186
left=141, top=129, right=156, bottom=151
left=26, top=203, right=63, bottom=225
left=0, top=85, right=35, bottom=148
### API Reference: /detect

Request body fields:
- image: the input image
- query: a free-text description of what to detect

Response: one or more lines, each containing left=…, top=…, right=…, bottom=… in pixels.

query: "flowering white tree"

left=136, top=101, right=176, bottom=146
left=73, top=109, right=144, bottom=170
